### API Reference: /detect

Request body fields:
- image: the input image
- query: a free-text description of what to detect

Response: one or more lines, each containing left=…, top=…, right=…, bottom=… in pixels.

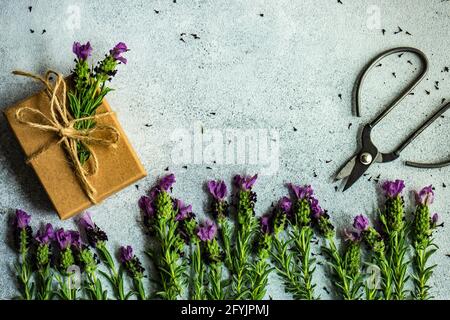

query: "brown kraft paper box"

left=4, top=88, right=147, bottom=220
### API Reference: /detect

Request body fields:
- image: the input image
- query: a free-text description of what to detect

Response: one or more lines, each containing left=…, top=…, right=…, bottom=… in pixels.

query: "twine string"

left=12, top=70, right=120, bottom=203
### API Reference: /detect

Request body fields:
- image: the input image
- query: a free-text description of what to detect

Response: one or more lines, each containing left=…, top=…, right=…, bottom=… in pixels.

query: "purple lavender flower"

left=260, top=215, right=272, bottom=234
left=14, top=209, right=32, bottom=253
left=175, top=199, right=193, bottom=221
left=110, top=42, right=128, bottom=64
left=72, top=41, right=92, bottom=61
left=353, top=214, right=370, bottom=232
left=79, top=211, right=95, bottom=229
left=234, top=174, right=258, bottom=191
left=279, top=196, right=292, bottom=213
left=197, top=219, right=217, bottom=242
left=415, top=185, right=434, bottom=206
left=207, top=180, right=228, bottom=201
left=35, top=223, right=54, bottom=244
left=432, top=213, right=439, bottom=224
left=290, top=184, right=314, bottom=200
left=382, top=179, right=405, bottom=198
left=78, top=212, right=108, bottom=247
left=430, top=213, right=440, bottom=229
left=15, top=209, right=31, bottom=229
left=160, top=174, right=176, bottom=192
left=310, top=197, right=323, bottom=218
left=119, top=245, right=145, bottom=280
left=120, top=245, right=133, bottom=263
left=139, top=196, right=154, bottom=218
left=69, top=230, right=81, bottom=249
left=55, top=228, right=72, bottom=250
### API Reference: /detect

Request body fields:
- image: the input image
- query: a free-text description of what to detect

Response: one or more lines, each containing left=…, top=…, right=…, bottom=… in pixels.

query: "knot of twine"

left=13, top=70, right=120, bottom=203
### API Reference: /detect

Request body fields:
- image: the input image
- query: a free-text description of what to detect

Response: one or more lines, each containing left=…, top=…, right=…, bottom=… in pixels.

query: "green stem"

left=388, top=231, right=408, bottom=300
left=271, top=236, right=304, bottom=299
left=55, top=273, right=78, bottom=300
left=413, top=241, right=436, bottom=300
left=97, top=243, right=125, bottom=300
left=192, top=241, right=205, bottom=300
left=133, top=278, right=146, bottom=300
left=234, top=237, right=245, bottom=298
left=293, top=226, right=316, bottom=300
left=155, top=215, right=183, bottom=300
left=231, top=189, right=258, bottom=299
left=377, top=252, right=393, bottom=300
left=415, top=247, right=427, bottom=299
left=17, top=230, right=34, bottom=300
left=218, top=219, right=233, bottom=271
left=365, top=282, right=378, bottom=300
left=325, top=237, right=353, bottom=300
left=18, top=261, right=33, bottom=300
left=233, top=224, right=253, bottom=299
left=249, top=259, right=271, bottom=300
left=86, top=272, right=106, bottom=300
left=36, top=266, right=53, bottom=300
left=208, top=263, right=223, bottom=300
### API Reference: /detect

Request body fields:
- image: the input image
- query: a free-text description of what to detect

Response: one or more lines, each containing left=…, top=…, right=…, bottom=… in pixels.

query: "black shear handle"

left=354, top=47, right=429, bottom=123
left=399, top=102, right=450, bottom=169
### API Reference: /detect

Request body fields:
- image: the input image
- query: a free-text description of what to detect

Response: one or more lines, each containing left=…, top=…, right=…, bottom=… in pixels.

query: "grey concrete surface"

left=0, top=0, right=449, bottom=299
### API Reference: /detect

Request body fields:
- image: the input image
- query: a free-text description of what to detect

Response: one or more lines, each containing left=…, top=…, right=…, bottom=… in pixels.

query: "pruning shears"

left=336, top=47, right=450, bottom=191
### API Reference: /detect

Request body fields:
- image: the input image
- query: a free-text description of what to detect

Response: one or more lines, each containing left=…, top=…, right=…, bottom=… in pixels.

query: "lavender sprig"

left=322, top=222, right=363, bottom=300
left=34, top=223, right=55, bottom=300
left=140, top=174, right=187, bottom=300
left=69, top=230, right=106, bottom=302
left=79, top=212, right=129, bottom=300
left=412, top=186, right=440, bottom=300
left=187, top=218, right=205, bottom=300
left=78, top=244, right=106, bottom=300
left=270, top=198, right=305, bottom=299
left=249, top=215, right=273, bottom=300
left=207, top=180, right=233, bottom=271
left=288, top=184, right=324, bottom=300
left=231, top=174, right=259, bottom=299
left=172, top=201, right=204, bottom=300
left=355, top=215, right=393, bottom=300
left=54, top=228, right=78, bottom=300
left=312, top=202, right=365, bottom=300
left=198, top=220, right=224, bottom=300
left=174, top=199, right=203, bottom=300
left=380, top=180, right=409, bottom=300
left=120, top=246, right=146, bottom=300
left=13, top=209, right=35, bottom=300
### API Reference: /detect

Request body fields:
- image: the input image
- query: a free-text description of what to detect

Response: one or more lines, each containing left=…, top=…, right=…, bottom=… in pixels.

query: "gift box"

left=4, top=77, right=147, bottom=220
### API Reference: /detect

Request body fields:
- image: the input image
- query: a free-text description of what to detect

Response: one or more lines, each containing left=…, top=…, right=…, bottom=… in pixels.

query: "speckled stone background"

left=0, top=0, right=449, bottom=300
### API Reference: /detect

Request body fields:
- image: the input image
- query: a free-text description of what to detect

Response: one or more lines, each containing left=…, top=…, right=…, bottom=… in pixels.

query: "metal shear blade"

left=336, top=153, right=382, bottom=191
left=335, top=156, right=355, bottom=181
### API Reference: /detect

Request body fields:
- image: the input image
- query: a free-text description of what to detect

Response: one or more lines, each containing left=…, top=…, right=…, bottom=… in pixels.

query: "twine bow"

left=13, top=70, right=120, bottom=203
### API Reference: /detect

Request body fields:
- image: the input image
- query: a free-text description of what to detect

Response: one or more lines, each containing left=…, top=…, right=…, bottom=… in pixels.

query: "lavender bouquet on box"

left=69, top=41, right=128, bottom=164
